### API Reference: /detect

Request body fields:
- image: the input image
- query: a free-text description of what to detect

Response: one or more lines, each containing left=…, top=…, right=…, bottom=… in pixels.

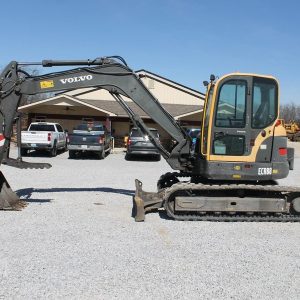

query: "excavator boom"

left=1, top=58, right=192, bottom=170
left=0, top=56, right=192, bottom=210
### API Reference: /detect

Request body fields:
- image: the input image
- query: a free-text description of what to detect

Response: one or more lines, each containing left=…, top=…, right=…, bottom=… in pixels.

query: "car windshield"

left=75, top=124, right=104, bottom=132
left=130, top=129, right=159, bottom=138
left=188, top=129, right=201, bottom=138
left=29, top=124, right=55, bottom=131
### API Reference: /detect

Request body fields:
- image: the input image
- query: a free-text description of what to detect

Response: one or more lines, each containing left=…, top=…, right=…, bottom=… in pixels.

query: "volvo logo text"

left=60, top=75, right=93, bottom=84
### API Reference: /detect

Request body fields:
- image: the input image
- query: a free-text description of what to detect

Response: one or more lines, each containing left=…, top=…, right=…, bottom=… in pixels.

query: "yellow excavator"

left=0, top=56, right=299, bottom=221
left=283, top=120, right=300, bottom=141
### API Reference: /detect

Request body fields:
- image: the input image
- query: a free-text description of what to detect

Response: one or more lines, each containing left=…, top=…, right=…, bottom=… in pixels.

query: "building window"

left=34, top=115, right=47, bottom=122
left=82, top=117, right=94, bottom=122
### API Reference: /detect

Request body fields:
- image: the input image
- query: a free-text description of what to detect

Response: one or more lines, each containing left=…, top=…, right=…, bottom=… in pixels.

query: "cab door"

left=210, top=76, right=252, bottom=161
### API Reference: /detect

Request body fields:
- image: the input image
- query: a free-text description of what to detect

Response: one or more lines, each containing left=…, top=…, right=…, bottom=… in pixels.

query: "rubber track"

left=163, top=182, right=300, bottom=222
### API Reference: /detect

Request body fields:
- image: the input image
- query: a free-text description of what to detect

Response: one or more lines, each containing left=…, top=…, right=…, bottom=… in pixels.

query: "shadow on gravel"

left=158, top=210, right=172, bottom=220
left=68, top=152, right=108, bottom=160
left=125, top=154, right=160, bottom=162
left=24, top=150, right=65, bottom=157
left=25, top=199, right=52, bottom=203
left=16, top=187, right=135, bottom=200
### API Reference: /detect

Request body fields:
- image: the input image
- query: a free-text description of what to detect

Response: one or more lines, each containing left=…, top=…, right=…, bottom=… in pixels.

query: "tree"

left=3, top=66, right=54, bottom=105
left=280, top=102, right=300, bottom=122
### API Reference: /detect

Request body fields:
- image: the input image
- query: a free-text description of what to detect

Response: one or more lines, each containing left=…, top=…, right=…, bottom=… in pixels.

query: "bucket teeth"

left=0, top=171, right=25, bottom=210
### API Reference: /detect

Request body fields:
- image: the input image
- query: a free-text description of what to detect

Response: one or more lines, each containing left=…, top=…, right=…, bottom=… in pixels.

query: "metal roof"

left=19, top=95, right=203, bottom=119
left=79, top=99, right=203, bottom=118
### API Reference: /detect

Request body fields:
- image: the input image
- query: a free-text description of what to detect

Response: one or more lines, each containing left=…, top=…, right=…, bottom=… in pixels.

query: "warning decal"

left=40, top=80, right=54, bottom=89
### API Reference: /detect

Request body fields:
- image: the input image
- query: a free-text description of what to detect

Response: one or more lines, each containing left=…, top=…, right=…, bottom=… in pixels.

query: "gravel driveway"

left=0, top=145, right=299, bottom=299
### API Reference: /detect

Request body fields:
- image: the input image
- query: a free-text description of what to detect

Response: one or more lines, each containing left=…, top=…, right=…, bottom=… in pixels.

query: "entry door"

left=211, top=77, right=252, bottom=158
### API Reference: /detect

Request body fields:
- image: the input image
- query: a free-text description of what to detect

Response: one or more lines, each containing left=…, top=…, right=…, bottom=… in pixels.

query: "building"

left=18, top=70, right=205, bottom=146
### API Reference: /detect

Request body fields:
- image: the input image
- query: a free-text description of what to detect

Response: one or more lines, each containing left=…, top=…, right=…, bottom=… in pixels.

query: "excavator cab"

left=196, top=73, right=291, bottom=181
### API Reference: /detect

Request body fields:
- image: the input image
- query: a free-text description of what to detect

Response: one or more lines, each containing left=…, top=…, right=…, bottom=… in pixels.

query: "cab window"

left=215, top=80, right=247, bottom=128
left=252, top=78, right=278, bottom=129
left=56, top=124, right=63, bottom=132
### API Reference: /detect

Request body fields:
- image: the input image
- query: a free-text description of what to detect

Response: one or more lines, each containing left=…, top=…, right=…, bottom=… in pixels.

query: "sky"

left=0, top=0, right=299, bottom=104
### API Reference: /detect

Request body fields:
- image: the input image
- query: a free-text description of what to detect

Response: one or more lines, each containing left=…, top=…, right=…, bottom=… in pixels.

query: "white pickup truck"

left=21, top=122, right=67, bottom=157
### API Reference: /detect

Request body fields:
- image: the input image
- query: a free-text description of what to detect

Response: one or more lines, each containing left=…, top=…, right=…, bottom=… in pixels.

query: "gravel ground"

left=0, top=144, right=299, bottom=300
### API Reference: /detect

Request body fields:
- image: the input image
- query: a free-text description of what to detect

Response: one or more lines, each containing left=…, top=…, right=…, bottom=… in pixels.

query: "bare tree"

left=1, top=65, right=53, bottom=105
left=18, top=67, right=54, bottom=105
left=280, top=102, right=300, bottom=122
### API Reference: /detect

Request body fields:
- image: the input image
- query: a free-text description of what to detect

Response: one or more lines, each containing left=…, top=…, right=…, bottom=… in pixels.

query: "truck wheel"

left=69, top=150, right=76, bottom=159
left=51, top=142, right=57, bottom=157
left=62, top=142, right=67, bottom=152
left=97, top=150, right=105, bottom=160
left=21, top=148, right=28, bottom=156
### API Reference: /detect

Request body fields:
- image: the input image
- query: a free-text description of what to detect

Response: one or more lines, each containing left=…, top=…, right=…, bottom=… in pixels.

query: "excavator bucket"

left=0, top=171, right=25, bottom=210
left=133, top=179, right=164, bottom=222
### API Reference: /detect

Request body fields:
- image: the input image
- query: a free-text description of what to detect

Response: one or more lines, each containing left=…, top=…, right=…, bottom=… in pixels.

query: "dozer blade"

left=133, top=179, right=164, bottom=222
left=0, top=171, right=25, bottom=210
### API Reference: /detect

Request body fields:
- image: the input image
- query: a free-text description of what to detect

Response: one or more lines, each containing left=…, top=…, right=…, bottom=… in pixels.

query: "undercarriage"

left=134, top=172, right=300, bottom=222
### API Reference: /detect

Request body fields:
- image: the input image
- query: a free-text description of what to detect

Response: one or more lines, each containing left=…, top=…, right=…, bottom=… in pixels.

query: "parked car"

left=21, top=122, right=67, bottom=157
left=169, top=127, right=201, bottom=152
left=186, top=128, right=201, bottom=149
left=67, top=122, right=111, bottom=159
left=126, top=128, right=161, bottom=161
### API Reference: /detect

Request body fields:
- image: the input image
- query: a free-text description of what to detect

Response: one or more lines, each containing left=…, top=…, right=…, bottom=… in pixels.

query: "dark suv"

left=186, top=128, right=201, bottom=151
left=126, top=128, right=161, bottom=161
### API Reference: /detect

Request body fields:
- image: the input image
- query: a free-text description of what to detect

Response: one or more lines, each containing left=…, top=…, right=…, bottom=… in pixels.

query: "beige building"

left=19, top=70, right=205, bottom=146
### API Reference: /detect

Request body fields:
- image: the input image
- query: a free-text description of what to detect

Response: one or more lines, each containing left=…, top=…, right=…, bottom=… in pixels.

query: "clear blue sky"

left=1, top=0, right=299, bottom=104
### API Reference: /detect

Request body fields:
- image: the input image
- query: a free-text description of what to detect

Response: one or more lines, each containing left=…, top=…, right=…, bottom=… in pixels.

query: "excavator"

left=283, top=120, right=300, bottom=141
left=0, top=56, right=299, bottom=221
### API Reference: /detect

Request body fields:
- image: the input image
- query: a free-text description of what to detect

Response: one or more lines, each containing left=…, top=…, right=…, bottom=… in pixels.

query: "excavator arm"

left=0, top=56, right=193, bottom=210
left=1, top=57, right=192, bottom=170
